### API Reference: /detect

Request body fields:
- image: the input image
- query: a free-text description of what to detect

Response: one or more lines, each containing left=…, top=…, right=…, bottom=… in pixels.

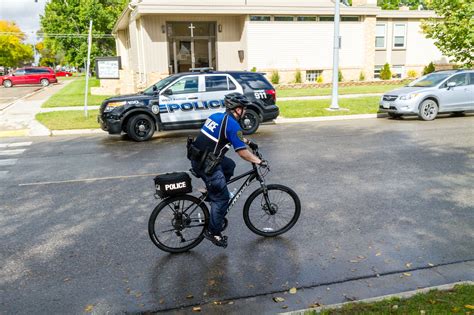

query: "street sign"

left=95, top=57, right=121, bottom=79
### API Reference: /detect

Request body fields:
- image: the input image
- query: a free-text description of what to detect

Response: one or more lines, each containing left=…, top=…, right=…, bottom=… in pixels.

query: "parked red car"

left=55, top=70, right=73, bottom=77
left=0, top=67, right=58, bottom=88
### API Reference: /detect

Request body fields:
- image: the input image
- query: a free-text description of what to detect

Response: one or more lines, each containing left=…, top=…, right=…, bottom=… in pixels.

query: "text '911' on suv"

left=98, top=70, right=279, bottom=141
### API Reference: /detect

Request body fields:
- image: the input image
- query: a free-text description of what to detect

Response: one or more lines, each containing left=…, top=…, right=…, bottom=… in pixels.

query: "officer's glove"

left=248, top=141, right=259, bottom=151
left=259, top=160, right=269, bottom=168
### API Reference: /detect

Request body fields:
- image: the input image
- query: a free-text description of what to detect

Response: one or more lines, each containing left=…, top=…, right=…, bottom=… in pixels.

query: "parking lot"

left=0, top=85, right=43, bottom=110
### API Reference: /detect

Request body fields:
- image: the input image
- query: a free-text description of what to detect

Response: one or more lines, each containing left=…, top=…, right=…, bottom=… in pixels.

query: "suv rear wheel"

left=240, top=109, right=260, bottom=135
left=40, top=79, right=50, bottom=87
left=418, top=99, right=438, bottom=121
left=3, top=80, right=12, bottom=88
left=127, top=114, right=156, bottom=142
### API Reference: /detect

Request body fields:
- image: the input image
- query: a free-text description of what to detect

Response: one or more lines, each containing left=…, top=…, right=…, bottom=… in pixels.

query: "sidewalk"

left=0, top=81, right=75, bottom=137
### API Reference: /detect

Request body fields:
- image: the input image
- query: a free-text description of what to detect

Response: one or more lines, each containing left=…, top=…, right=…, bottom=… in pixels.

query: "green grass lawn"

left=306, top=284, right=474, bottom=315
left=278, top=96, right=380, bottom=118
left=42, top=77, right=112, bottom=108
left=277, top=84, right=405, bottom=98
left=36, top=110, right=100, bottom=130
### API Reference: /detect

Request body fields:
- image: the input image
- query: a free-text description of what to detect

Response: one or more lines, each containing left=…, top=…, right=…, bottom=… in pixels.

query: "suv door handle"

left=187, top=97, right=198, bottom=100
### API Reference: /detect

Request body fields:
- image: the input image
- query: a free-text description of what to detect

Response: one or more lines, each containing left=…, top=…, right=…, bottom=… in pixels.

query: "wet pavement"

left=0, top=115, right=473, bottom=314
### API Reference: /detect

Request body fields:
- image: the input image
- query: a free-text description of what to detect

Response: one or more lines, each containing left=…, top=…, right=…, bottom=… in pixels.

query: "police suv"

left=98, top=69, right=279, bottom=142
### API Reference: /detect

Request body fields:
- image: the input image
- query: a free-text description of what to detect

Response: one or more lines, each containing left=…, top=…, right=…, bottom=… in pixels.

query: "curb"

left=51, top=129, right=104, bottom=136
left=275, top=114, right=383, bottom=123
left=281, top=281, right=474, bottom=315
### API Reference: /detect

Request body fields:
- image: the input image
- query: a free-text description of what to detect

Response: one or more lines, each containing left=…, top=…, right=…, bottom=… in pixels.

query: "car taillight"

left=266, top=89, right=276, bottom=102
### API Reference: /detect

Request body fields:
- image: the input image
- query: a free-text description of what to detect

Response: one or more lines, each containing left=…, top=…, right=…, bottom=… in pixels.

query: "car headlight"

left=105, top=101, right=126, bottom=112
left=399, top=93, right=419, bottom=100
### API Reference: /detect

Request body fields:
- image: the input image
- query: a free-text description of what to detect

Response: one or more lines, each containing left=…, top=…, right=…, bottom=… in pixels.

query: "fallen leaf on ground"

left=186, top=294, right=194, bottom=299
left=159, top=299, right=165, bottom=304
left=466, top=305, right=474, bottom=310
left=420, top=310, right=426, bottom=315
left=392, top=305, right=399, bottom=310
left=84, top=305, right=94, bottom=313
left=63, top=278, right=70, bottom=282
left=135, top=292, right=142, bottom=298
left=452, top=307, right=460, bottom=312
left=357, top=255, right=365, bottom=259
left=428, top=263, right=434, bottom=267
left=228, top=301, right=234, bottom=305
left=309, top=302, right=322, bottom=308
left=281, top=305, right=288, bottom=309
left=273, top=297, right=285, bottom=303
left=208, top=280, right=216, bottom=286
left=403, top=272, right=412, bottom=277
left=289, top=287, right=297, bottom=294
left=192, top=306, right=201, bottom=312
left=350, top=260, right=359, bottom=263
left=405, top=263, right=412, bottom=268
left=375, top=252, right=382, bottom=256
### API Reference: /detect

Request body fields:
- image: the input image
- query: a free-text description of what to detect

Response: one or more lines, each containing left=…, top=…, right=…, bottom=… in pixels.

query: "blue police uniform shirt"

left=194, top=112, right=246, bottom=157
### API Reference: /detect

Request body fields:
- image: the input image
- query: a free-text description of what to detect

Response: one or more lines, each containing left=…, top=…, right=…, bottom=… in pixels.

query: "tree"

left=422, top=62, right=436, bottom=75
left=40, top=0, right=127, bottom=67
left=422, top=0, right=474, bottom=68
left=380, top=63, right=392, bottom=80
left=377, top=0, right=431, bottom=9
left=0, top=20, right=34, bottom=67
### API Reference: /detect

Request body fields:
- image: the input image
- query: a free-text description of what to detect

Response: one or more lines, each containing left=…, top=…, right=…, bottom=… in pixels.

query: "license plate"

left=382, top=101, right=392, bottom=109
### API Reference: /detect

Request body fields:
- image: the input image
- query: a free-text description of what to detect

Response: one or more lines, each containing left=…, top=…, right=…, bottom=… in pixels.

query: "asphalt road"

left=0, top=85, right=43, bottom=109
left=1, top=116, right=473, bottom=314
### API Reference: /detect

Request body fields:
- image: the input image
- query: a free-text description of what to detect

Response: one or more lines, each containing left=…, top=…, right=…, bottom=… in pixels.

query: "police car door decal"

left=158, top=76, right=203, bottom=123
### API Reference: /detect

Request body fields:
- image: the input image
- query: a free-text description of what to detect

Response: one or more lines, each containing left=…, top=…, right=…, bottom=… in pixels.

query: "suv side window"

left=445, top=73, right=468, bottom=87
left=232, top=73, right=272, bottom=92
left=205, top=75, right=236, bottom=92
left=168, top=76, right=199, bottom=94
left=14, top=69, right=26, bottom=76
left=469, top=73, right=474, bottom=85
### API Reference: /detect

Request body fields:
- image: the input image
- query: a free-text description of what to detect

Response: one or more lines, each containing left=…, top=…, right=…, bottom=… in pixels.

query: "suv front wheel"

left=40, top=79, right=50, bottom=87
left=127, top=114, right=156, bottom=142
left=240, top=109, right=260, bottom=135
left=418, top=99, right=439, bottom=121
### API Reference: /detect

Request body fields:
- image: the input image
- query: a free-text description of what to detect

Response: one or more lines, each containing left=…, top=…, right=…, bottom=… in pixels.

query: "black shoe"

left=203, top=229, right=228, bottom=248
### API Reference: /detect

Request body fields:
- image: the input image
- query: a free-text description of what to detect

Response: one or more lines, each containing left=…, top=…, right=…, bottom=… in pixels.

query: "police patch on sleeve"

left=237, top=130, right=244, bottom=141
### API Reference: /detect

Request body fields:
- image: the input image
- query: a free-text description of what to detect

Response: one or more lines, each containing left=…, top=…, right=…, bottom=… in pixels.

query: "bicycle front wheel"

left=148, top=195, right=209, bottom=253
left=243, top=184, right=301, bottom=237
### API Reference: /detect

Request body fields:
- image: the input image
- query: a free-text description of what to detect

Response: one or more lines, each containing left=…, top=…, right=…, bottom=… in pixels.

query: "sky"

left=0, top=0, right=47, bottom=44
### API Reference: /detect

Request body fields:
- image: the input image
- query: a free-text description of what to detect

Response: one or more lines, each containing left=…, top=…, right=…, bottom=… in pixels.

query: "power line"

left=0, top=32, right=114, bottom=38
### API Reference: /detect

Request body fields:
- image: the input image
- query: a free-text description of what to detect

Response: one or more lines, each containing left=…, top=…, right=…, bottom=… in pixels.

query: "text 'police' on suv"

left=98, top=70, right=279, bottom=142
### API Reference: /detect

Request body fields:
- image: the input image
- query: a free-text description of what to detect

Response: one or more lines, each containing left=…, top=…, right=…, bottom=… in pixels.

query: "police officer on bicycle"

left=187, top=93, right=267, bottom=248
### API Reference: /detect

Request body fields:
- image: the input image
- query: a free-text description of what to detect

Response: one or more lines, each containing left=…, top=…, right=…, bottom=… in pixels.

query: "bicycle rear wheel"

left=243, top=184, right=300, bottom=237
left=148, top=195, right=209, bottom=253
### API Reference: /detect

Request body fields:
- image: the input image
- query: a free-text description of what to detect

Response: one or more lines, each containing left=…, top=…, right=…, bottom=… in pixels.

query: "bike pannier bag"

left=154, top=172, right=192, bottom=198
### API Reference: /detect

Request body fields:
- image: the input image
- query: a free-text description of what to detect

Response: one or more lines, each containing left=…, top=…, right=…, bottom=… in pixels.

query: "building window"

left=392, top=65, right=403, bottom=78
left=319, top=16, right=334, bottom=22
left=393, top=23, right=407, bottom=48
left=274, top=16, right=294, bottom=21
left=306, top=70, right=322, bottom=82
left=374, top=65, right=382, bottom=79
left=375, top=24, right=386, bottom=49
left=341, top=16, right=360, bottom=22
left=250, top=16, right=271, bottom=21
left=297, top=16, right=317, bottom=22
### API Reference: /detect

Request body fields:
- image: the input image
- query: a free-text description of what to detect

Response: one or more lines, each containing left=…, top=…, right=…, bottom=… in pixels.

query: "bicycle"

left=148, top=148, right=301, bottom=253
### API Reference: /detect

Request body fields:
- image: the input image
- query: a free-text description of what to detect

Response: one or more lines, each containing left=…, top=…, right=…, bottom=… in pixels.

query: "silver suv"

left=380, top=70, right=474, bottom=120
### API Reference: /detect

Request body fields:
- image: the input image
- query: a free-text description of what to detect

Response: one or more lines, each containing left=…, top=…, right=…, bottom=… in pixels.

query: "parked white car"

left=380, top=70, right=474, bottom=120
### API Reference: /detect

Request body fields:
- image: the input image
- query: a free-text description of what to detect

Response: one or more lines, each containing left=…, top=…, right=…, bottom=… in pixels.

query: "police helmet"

left=224, top=93, right=251, bottom=110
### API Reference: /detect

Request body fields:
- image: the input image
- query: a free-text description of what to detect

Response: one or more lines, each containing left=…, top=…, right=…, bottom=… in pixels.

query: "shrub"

left=380, top=63, right=392, bottom=80
left=407, top=69, right=418, bottom=78
left=250, top=67, right=257, bottom=72
left=338, top=69, right=343, bottom=82
left=422, top=62, right=435, bottom=75
left=270, top=70, right=280, bottom=84
left=317, top=75, right=324, bottom=83
left=359, top=71, right=366, bottom=81
left=295, top=69, right=302, bottom=83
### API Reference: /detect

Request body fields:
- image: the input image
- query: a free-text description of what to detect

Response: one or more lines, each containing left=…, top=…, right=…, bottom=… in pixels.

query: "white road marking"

left=0, top=149, right=26, bottom=156
left=19, top=173, right=158, bottom=187
left=0, top=142, right=32, bottom=148
left=0, top=159, right=17, bottom=166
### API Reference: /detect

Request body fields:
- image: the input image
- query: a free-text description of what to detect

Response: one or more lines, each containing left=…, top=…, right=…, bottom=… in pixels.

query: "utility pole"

left=330, top=0, right=341, bottom=110
left=84, top=20, right=93, bottom=118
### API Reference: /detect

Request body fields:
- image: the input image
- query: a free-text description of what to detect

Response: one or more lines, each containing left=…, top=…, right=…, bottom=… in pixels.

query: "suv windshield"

left=143, top=75, right=178, bottom=95
left=408, top=72, right=453, bottom=87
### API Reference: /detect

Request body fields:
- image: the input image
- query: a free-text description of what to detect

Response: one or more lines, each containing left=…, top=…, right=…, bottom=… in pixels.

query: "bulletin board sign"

left=95, top=57, right=121, bottom=79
